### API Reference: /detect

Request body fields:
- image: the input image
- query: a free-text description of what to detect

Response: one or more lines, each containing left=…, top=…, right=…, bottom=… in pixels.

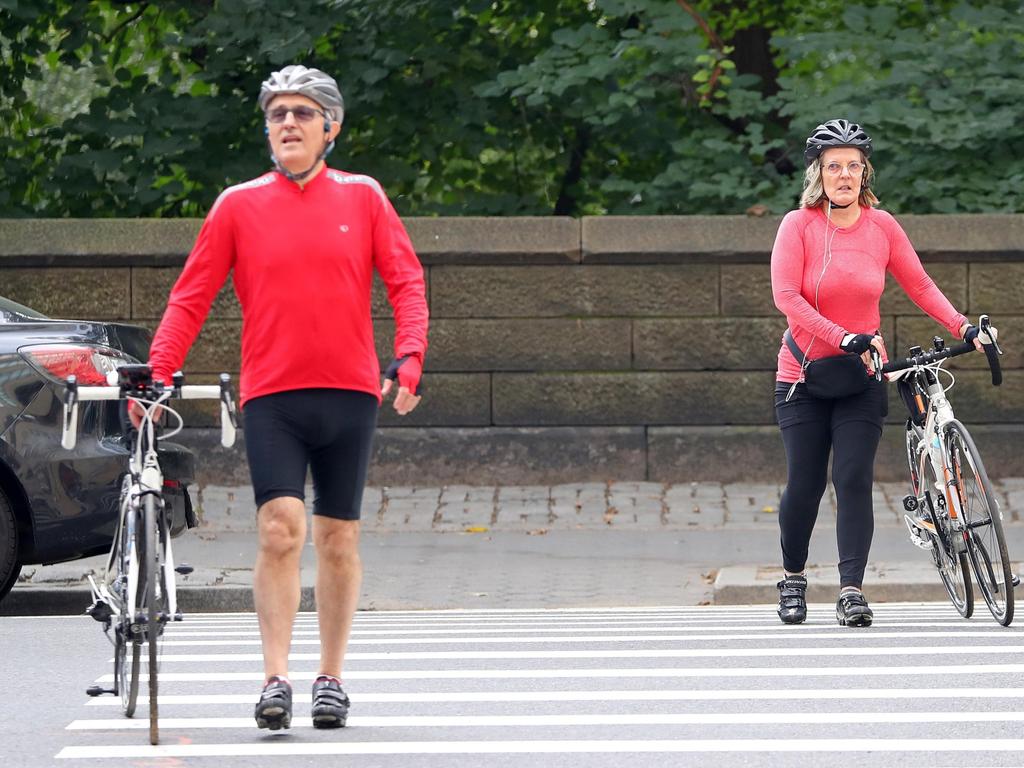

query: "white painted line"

left=159, top=630, right=1024, bottom=647
left=176, top=612, right=971, bottom=629
left=54, top=738, right=1024, bottom=758
left=147, top=645, right=1024, bottom=662
left=83, top=687, right=1024, bottom=706
left=179, top=621, right=1010, bottom=636
left=95, top=663, right=1024, bottom=683
left=67, top=710, right=1024, bottom=731
left=180, top=606, right=964, bottom=622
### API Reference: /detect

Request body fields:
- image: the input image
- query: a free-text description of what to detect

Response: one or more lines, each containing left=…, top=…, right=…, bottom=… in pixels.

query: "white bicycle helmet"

left=804, top=119, right=872, bottom=166
left=259, top=65, right=344, bottom=125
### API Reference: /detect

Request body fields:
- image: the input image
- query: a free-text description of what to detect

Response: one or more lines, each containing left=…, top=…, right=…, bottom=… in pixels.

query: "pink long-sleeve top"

left=770, top=206, right=967, bottom=383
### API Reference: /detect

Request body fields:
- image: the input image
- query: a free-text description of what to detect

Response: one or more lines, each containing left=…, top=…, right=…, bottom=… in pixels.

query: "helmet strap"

left=266, top=130, right=335, bottom=183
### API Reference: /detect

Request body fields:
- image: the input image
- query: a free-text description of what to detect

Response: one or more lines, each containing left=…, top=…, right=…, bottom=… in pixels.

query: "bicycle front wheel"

left=144, top=494, right=160, bottom=745
left=116, top=623, right=140, bottom=717
left=116, top=482, right=142, bottom=717
left=921, top=449, right=974, bottom=618
left=947, top=421, right=1014, bottom=626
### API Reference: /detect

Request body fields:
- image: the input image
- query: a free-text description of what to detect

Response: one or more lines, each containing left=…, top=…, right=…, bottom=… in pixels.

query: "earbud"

left=323, top=120, right=329, bottom=133
left=264, top=126, right=269, bottom=136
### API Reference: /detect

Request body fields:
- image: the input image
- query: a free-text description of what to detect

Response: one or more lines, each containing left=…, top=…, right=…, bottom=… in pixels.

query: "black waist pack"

left=785, top=329, right=870, bottom=399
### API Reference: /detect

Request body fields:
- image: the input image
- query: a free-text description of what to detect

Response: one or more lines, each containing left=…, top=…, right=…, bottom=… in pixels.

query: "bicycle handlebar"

left=61, top=371, right=238, bottom=451
left=881, top=314, right=1002, bottom=387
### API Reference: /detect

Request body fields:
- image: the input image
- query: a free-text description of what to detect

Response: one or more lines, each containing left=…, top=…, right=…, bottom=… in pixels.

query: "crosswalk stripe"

left=159, top=630, right=1024, bottom=647
left=83, top=687, right=1024, bottom=706
left=54, top=738, right=1024, bottom=759
left=167, top=621, right=1007, bottom=636
left=66, top=711, right=1024, bottom=730
left=146, top=645, right=1024, bottom=662
left=95, top=663, right=1024, bottom=683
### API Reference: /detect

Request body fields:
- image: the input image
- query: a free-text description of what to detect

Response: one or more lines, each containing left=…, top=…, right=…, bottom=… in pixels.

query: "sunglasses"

left=266, top=105, right=327, bottom=124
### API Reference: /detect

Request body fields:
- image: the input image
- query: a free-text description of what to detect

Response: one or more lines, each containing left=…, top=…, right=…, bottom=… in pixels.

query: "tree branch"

left=675, top=0, right=724, bottom=103
left=104, top=3, right=151, bottom=44
left=675, top=0, right=724, bottom=50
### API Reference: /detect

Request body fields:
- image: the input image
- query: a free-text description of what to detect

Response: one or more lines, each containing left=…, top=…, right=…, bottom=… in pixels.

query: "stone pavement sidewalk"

left=188, top=478, right=1024, bottom=533
left=5, top=480, right=1024, bottom=615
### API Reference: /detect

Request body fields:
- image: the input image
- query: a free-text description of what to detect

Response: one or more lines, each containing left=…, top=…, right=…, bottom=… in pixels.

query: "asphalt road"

left=6, top=603, right=1024, bottom=767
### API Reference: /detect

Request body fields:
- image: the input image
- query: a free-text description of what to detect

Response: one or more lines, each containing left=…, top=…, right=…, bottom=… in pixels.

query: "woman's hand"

left=960, top=322, right=984, bottom=351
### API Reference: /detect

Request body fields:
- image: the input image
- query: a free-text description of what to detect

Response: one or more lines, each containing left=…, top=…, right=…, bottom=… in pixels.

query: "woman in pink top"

left=770, top=119, right=980, bottom=628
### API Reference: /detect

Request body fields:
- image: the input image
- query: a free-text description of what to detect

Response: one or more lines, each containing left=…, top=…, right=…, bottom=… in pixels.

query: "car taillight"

left=20, top=344, right=135, bottom=385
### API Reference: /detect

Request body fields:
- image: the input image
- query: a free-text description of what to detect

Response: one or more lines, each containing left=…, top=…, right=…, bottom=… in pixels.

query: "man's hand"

left=381, top=355, right=422, bottom=416
left=128, top=399, right=163, bottom=429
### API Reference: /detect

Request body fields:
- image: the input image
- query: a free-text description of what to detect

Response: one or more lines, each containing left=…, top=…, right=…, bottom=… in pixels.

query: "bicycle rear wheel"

left=921, top=452, right=974, bottom=617
left=144, top=494, right=160, bottom=745
left=947, top=422, right=1014, bottom=626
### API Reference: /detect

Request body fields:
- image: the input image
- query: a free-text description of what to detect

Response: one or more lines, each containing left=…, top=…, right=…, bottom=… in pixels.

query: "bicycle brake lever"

left=870, top=347, right=883, bottom=381
left=979, top=314, right=1003, bottom=356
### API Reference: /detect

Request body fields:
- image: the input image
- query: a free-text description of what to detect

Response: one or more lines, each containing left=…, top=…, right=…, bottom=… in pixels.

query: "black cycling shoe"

left=836, top=590, right=874, bottom=627
left=776, top=575, right=808, bottom=624
left=254, top=675, right=292, bottom=730
left=311, top=675, right=350, bottom=729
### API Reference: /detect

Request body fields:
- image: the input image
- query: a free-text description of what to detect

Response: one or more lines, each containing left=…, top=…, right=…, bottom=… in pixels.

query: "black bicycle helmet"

left=804, top=119, right=872, bottom=166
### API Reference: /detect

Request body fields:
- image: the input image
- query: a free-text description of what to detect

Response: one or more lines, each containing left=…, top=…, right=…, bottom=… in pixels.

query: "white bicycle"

left=883, top=315, right=1014, bottom=626
left=63, top=365, right=237, bottom=744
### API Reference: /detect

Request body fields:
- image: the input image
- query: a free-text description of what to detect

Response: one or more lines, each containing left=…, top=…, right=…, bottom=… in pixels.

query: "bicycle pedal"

left=86, top=685, right=114, bottom=697
left=1013, top=574, right=1021, bottom=588
left=85, top=600, right=113, bottom=623
left=174, top=564, right=194, bottom=575
left=902, top=495, right=919, bottom=512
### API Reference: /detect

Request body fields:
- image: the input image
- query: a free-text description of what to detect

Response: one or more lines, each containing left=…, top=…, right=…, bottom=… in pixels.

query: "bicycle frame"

left=903, top=363, right=969, bottom=553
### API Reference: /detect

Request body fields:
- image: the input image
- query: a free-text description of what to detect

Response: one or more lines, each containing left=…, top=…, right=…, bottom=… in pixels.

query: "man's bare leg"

left=254, top=496, right=307, bottom=680
left=311, top=517, right=361, bottom=678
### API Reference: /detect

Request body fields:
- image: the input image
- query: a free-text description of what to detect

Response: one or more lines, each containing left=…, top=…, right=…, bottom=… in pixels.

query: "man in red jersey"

left=137, top=65, right=428, bottom=730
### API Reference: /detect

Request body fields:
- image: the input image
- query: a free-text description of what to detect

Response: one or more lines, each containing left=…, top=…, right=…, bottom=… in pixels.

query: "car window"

left=0, top=295, right=49, bottom=322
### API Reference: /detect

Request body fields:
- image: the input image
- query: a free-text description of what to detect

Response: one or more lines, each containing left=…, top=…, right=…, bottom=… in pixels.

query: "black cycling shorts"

left=243, top=388, right=378, bottom=520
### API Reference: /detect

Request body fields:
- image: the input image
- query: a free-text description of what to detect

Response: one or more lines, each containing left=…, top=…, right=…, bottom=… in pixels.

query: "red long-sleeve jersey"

left=148, top=166, right=428, bottom=406
left=771, top=206, right=967, bottom=383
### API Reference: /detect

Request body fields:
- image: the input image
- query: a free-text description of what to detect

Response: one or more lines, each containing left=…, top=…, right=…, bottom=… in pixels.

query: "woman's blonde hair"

left=799, top=153, right=879, bottom=209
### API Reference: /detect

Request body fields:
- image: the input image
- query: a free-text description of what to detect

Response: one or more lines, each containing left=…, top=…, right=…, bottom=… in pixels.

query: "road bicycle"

left=882, top=315, right=1015, bottom=626
left=62, top=364, right=237, bottom=744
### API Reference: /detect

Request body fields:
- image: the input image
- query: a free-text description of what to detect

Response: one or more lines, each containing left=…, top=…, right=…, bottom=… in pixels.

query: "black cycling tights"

left=775, top=382, right=886, bottom=588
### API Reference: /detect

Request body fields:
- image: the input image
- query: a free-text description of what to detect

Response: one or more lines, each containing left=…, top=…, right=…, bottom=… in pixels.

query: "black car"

left=0, top=295, right=195, bottom=602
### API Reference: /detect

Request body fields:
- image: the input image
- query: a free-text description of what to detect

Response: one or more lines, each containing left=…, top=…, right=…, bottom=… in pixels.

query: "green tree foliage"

left=1, top=0, right=1021, bottom=217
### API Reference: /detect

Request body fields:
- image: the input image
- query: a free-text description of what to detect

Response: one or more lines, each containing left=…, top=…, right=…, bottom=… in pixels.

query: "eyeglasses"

left=823, top=161, right=865, bottom=176
left=266, top=105, right=327, bottom=124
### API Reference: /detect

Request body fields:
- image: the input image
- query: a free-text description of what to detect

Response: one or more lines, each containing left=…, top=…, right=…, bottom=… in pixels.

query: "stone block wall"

left=1, top=214, right=1022, bottom=484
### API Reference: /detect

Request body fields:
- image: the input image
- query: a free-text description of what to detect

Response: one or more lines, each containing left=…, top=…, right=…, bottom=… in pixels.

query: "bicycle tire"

left=144, top=494, right=160, bottom=745
left=947, top=421, right=1014, bottom=626
left=921, top=451, right=974, bottom=617
left=117, top=484, right=141, bottom=717
left=116, top=624, right=140, bottom=717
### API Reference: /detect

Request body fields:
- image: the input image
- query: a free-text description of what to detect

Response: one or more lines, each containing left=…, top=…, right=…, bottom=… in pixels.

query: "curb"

left=713, top=563, right=956, bottom=605
left=0, top=585, right=318, bottom=617
left=3, top=569, right=961, bottom=616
